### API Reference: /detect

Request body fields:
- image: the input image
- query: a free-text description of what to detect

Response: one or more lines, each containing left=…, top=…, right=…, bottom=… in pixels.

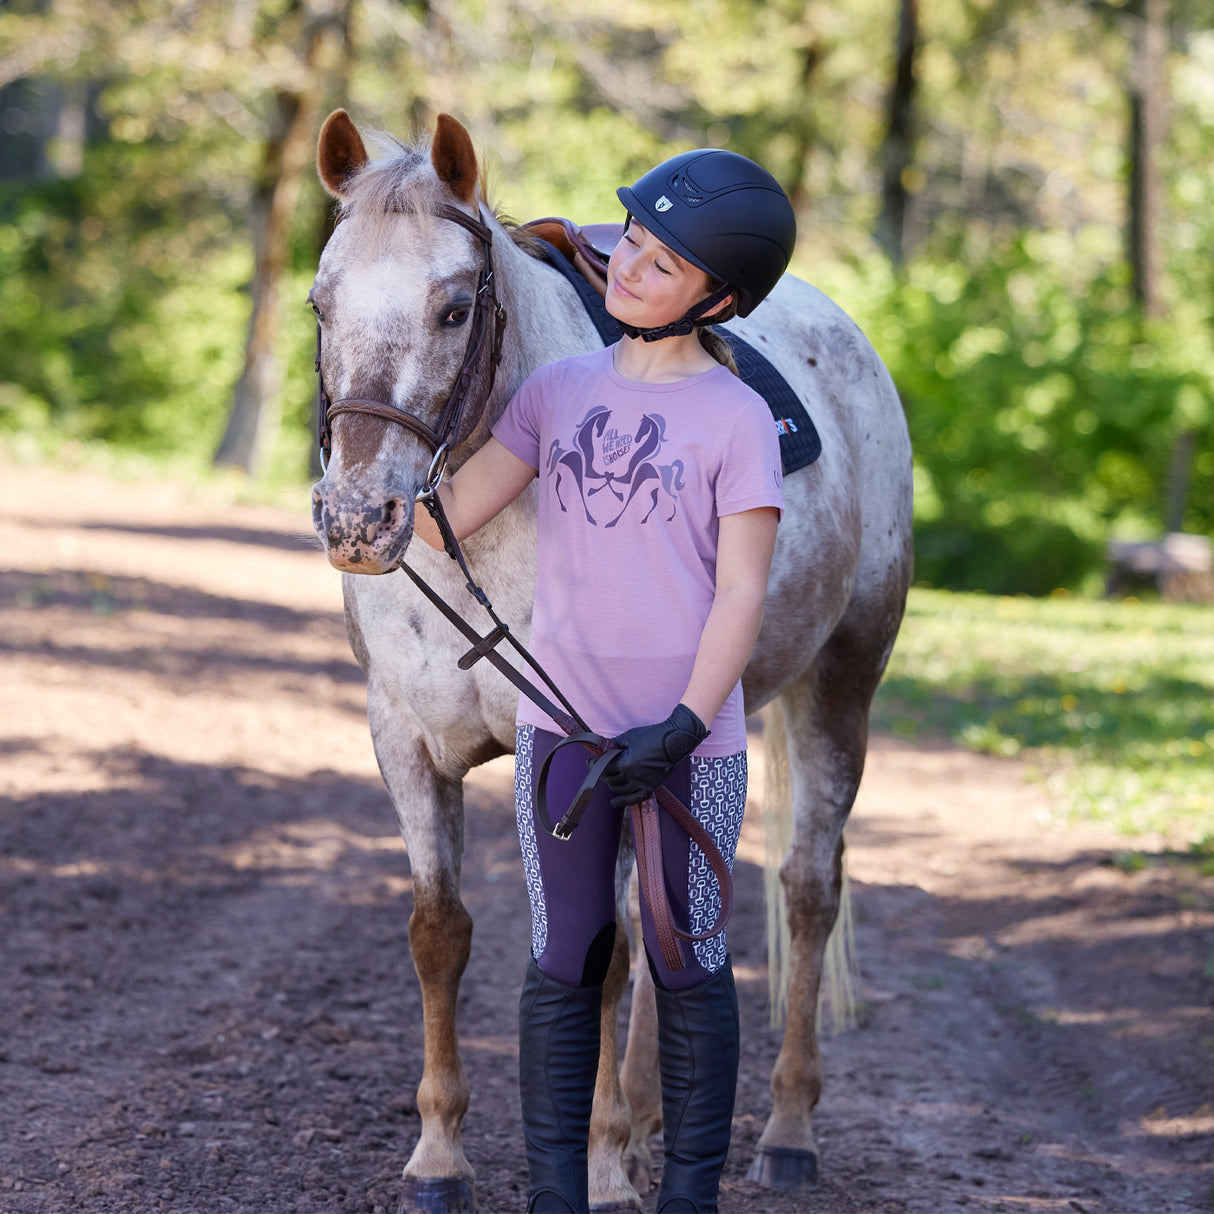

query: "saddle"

left=519, top=216, right=618, bottom=297
left=519, top=217, right=822, bottom=475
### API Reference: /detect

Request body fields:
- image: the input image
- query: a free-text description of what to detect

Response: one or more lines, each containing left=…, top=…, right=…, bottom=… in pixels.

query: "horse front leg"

left=376, top=721, right=476, bottom=1214
left=404, top=862, right=475, bottom=1212
left=749, top=659, right=867, bottom=1193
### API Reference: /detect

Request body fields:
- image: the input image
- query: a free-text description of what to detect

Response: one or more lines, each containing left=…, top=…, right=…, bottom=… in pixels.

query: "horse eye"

left=441, top=304, right=471, bottom=328
left=307, top=298, right=323, bottom=321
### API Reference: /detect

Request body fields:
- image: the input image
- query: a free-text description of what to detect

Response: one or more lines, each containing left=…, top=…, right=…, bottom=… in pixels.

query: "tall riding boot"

left=654, top=959, right=741, bottom=1214
left=518, top=957, right=603, bottom=1213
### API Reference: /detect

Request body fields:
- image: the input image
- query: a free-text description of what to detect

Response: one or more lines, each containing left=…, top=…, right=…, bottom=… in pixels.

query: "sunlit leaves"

left=821, top=233, right=1214, bottom=593
left=0, top=0, right=1212, bottom=504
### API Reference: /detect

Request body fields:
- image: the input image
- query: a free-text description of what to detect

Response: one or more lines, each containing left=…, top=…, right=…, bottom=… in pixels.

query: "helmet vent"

left=670, top=172, right=704, bottom=205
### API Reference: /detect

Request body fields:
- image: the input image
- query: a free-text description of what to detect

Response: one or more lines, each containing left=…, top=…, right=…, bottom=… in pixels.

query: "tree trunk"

left=1128, top=0, right=1166, bottom=319
left=875, top=0, right=919, bottom=265
left=308, top=0, right=357, bottom=478
left=214, top=14, right=339, bottom=475
left=1166, top=426, right=1196, bottom=534
left=786, top=26, right=824, bottom=215
left=1126, top=0, right=1190, bottom=531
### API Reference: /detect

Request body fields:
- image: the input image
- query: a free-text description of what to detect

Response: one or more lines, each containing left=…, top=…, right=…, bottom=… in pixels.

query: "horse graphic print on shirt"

left=546, top=406, right=684, bottom=528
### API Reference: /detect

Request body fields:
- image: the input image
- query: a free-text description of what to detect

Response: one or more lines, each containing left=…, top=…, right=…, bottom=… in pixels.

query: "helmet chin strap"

left=616, top=283, right=734, bottom=343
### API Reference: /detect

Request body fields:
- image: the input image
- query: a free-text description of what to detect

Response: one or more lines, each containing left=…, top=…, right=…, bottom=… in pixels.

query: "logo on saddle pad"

left=545, top=407, right=684, bottom=528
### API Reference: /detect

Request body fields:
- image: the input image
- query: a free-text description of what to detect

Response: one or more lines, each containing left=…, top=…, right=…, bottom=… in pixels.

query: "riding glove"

left=602, top=703, right=710, bottom=809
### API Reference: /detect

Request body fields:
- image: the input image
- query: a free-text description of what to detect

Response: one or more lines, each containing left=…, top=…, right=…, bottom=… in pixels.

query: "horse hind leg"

left=749, top=622, right=886, bottom=1193
left=588, top=913, right=644, bottom=1212
left=618, top=867, right=661, bottom=1196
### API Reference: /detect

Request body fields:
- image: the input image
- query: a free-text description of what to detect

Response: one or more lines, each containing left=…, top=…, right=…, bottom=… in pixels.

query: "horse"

left=309, top=108, right=913, bottom=1213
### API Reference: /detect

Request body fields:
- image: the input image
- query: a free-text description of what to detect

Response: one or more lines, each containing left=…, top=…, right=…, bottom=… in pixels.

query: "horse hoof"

left=623, top=1145, right=653, bottom=1195
left=397, top=1175, right=477, bottom=1213
left=746, top=1145, right=818, bottom=1191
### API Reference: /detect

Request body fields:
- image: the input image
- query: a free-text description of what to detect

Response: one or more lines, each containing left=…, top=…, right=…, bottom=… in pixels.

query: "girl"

left=416, top=147, right=796, bottom=1213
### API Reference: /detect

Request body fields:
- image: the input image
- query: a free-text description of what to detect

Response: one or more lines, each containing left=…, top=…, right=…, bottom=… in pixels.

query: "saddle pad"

left=531, top=237, right=821, bottom=475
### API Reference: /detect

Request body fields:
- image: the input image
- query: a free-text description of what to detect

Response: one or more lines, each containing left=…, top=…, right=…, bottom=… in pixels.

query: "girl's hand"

left=602, top=703, right=709, bottom=809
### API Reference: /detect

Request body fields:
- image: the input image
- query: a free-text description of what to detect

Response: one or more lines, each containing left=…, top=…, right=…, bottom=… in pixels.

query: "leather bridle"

left=315, top=203, right=508, bottom=490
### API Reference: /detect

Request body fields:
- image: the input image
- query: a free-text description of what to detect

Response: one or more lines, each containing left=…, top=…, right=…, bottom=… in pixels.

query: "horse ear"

left=318, top=109, right=368, bottom=196
left=431, top=114, right=479, bottom=204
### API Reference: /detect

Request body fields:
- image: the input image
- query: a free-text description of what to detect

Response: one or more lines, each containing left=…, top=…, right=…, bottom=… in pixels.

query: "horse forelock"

left=335, top=129, right=509, bottom=233
left=336, top=133, right=448, bottom=238
left=338, top=130, right=539, bottom=254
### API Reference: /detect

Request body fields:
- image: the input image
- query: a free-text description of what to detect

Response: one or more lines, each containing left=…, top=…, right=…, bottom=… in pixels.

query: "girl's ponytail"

left=698, top=326, right=738, bottom=375
left=697, top=285, right=739, bottom=374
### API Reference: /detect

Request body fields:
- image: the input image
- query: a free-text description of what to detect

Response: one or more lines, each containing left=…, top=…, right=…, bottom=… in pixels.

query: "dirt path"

left=1, top=463, right=1211, bottom=1214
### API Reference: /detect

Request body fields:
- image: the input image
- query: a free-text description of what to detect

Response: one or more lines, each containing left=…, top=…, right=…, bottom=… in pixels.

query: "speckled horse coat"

left=309, top=109, right=913, bottom=1213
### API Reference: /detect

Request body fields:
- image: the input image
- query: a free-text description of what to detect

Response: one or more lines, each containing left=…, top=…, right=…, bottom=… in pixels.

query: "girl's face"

left=605, top=221, right=722, bottom=329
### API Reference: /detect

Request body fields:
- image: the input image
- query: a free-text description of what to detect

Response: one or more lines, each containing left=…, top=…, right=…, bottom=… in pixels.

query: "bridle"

left=315, top=202, right=508, bottom=492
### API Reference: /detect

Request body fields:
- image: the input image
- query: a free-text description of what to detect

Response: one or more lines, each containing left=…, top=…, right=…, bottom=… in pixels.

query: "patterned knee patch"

left=687, top=751, right=747, bottom=973
left=514, top=726, right=548, bottom=959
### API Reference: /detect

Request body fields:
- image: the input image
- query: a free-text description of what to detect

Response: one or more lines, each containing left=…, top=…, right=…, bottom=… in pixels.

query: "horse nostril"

left=311, top=489, right=324, bottom=529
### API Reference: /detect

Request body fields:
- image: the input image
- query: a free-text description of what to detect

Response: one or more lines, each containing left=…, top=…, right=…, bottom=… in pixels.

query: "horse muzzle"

left=311, top=480, right=413, bottom=575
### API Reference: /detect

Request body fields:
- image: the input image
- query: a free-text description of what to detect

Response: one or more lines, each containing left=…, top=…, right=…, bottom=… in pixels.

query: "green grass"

left=873, top=588, right=1214, bottom=844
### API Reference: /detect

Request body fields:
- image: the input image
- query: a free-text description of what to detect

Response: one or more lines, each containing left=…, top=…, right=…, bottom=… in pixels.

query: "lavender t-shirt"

left=492, top=344, right=783, bottom=757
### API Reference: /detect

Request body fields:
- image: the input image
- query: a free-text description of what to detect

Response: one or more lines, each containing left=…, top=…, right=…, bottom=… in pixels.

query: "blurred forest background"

left=1, top=0, right=1212, bottom=595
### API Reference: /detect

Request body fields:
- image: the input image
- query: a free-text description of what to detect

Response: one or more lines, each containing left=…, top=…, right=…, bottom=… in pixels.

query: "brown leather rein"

left=313, top=203, right=732, bottom=972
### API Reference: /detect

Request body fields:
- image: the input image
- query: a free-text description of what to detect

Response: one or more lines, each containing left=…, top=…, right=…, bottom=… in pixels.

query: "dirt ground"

left=1, top=462, right=1212, bottom=1214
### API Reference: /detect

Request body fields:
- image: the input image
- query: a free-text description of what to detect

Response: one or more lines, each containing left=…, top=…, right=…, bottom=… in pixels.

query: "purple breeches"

left=515, top=726, right=746, bottom=992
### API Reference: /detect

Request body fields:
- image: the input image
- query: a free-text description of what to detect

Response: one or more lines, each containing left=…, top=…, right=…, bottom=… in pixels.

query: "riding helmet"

left=617, top=148, right=796, bottom=317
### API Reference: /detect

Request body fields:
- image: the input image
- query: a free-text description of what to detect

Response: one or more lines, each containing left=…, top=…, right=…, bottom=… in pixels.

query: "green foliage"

left=817, top=234, right=1214, bottom=593
left=874, top=589, right=1214, bottom=842
left=0, top=150, right=253, bottom=462
left=0, top=0, right=1212, bottom=572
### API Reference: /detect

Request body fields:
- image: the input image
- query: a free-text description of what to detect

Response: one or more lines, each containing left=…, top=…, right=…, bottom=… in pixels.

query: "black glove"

left=602, top=703, right=709, bottom=809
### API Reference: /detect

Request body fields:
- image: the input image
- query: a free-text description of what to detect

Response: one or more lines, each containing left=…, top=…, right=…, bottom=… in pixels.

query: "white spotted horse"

left=309, top=108, right=912, bottom=1212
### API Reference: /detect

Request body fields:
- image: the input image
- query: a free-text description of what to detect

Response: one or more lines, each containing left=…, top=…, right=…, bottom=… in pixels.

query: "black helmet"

left=617, top=148, right=796, bottom=318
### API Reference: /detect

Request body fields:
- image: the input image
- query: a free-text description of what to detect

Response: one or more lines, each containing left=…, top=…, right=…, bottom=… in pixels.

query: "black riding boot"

left=654, top=959, right=741, bottom=1214
left=518, top=957, right=602, bottom=1213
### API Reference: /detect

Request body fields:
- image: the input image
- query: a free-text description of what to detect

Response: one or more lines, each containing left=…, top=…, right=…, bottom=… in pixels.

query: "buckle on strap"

left=533, top=734, right=616, bottom=841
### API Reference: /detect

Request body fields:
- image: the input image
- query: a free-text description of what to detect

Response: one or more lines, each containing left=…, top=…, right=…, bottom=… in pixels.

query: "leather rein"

left=313, top=203, right=732, bottom=973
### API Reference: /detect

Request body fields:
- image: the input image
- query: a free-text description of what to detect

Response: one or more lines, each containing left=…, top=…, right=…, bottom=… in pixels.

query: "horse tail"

left=760, top=698, right=859, bottom=1035
left=660, top=459, right=685, bottom=495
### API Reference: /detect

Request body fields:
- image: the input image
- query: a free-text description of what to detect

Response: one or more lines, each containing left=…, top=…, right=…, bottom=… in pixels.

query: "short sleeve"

left=491, top=369, right=546, bottom=471
left=714, top=396, right=784, bottom=520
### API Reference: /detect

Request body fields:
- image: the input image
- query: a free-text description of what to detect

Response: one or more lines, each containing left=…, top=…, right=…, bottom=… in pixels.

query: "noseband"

left=315, top=203, right=508, bottom=489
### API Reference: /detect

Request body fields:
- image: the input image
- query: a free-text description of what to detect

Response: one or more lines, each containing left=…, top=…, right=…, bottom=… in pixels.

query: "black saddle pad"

left=533, top=238, right=821, bottom=475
